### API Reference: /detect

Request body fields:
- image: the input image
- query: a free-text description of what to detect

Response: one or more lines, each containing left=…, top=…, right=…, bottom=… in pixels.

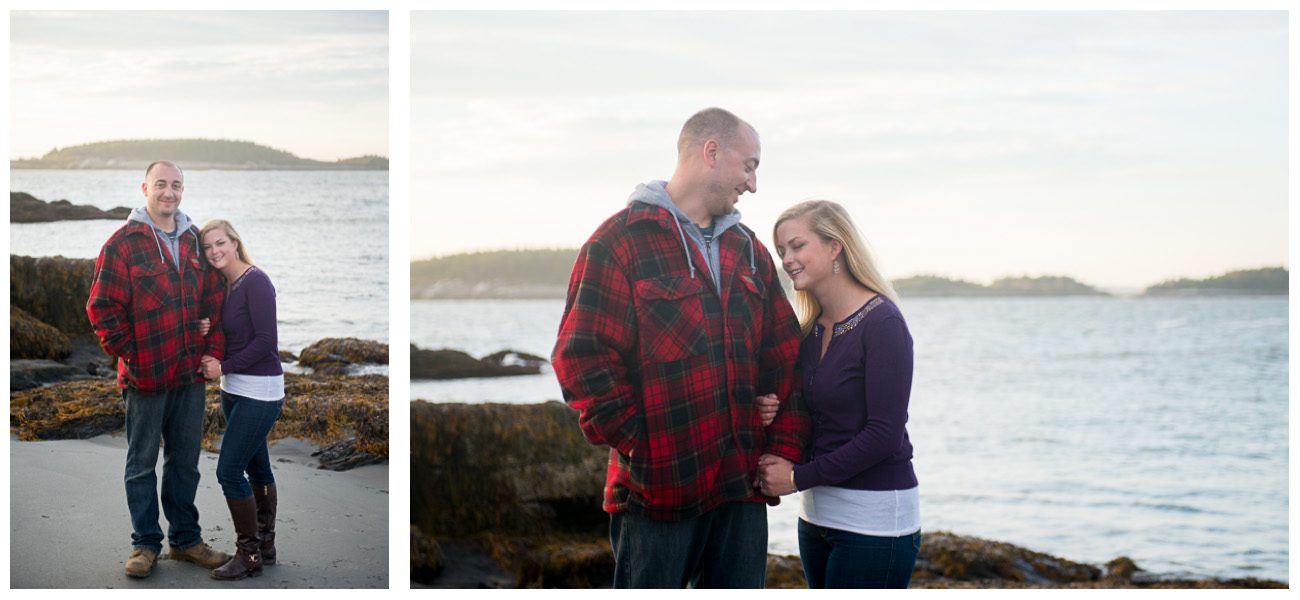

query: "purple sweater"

left=220, top=267, right=283, bottom=377
left=791, top=295, right=917, bottom=492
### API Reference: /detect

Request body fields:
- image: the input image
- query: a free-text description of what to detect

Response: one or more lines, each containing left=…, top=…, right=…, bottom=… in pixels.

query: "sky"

left=411, top=10, right=1288, bottom=291
left=9, top=10, right=389, bottom=162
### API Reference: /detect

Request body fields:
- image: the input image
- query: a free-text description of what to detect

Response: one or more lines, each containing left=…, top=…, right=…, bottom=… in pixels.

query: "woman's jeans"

left=123, top=382, right=206, bottom=554
left=216, top=391, right=282, bottom=499
left=798, top=518, right=921, bottom=589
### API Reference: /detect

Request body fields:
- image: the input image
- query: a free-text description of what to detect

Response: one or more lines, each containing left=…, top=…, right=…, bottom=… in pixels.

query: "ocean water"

left=10, top=169, right=389, bottom=368
left=410, top=296, right=1289, bottom=582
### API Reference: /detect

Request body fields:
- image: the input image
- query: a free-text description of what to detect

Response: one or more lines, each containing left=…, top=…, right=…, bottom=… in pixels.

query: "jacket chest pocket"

left=634, top=276, right=709, bottom=363
left=130, top=262, right=175, bottom=313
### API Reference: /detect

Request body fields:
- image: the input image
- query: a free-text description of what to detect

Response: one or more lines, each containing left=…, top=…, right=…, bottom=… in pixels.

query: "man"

left=552, top=108, right=810, bottom=588
left=87, top=161, right=229, bottom=578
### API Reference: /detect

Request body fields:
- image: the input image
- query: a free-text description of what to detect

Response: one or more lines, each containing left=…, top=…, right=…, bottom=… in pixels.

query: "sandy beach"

left=10, top=434, right=388, bottom=589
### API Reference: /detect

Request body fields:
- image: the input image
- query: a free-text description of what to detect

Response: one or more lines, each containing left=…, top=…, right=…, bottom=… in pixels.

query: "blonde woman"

left=197, top=220, right=283, bottom=580
left=758, top=200, right=919, bottom=588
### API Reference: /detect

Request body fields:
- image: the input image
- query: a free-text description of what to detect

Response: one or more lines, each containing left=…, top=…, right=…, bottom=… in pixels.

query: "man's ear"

left=703, top=139, right=720, bottom=168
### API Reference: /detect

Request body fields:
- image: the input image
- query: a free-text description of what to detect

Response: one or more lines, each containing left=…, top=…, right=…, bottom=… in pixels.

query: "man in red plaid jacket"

left=553, top=108, right=810, bottom=588
left=86, top=161, right=230, bottom=578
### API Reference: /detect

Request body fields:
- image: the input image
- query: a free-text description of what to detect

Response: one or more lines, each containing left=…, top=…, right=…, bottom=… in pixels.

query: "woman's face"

left=775, top=216, right=839, bottom=292
left=202, top=229, right=238, bottom=271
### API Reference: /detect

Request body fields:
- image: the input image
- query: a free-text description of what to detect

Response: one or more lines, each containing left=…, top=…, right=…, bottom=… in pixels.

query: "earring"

left=833, top=259, right=840, bottom=275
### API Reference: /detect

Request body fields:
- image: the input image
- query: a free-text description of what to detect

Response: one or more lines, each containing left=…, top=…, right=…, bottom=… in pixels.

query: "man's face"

left=705, top=125, right=760, bottom=218
left=142, top=164, right=184, bottom=222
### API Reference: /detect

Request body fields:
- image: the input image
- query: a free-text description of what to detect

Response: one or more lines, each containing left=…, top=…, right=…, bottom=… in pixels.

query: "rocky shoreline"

left=410, top=401, right=1286, bottom=589
left=11, top=191, right=132, bottom=223
left=10, top=254, right=390, bottom=469
left=410, top=344, right=549, bottom=380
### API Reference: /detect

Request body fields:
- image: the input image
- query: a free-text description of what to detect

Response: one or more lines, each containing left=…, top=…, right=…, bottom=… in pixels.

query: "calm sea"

left=411, top=296, right=1289, bottom=582
left=10, top=169, right=389, bottom=372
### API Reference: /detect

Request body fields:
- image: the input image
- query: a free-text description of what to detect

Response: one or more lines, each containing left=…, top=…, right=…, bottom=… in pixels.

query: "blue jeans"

left=122, top=382, right=207, bottom=554
left=798, top=518, right=921, bottom=588
left=609, top=501, right=768, bottom=588
left=216, top=391, right=282, bottom=499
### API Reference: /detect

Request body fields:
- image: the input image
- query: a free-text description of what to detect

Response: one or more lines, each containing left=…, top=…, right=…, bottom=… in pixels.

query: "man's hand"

left=757, top=453, right=797, bottom=496
left=198, top=355, right=222, bottom=380
left=197, top=318, right=211, bottom=337
left=757, top=393, right=779, bottom=427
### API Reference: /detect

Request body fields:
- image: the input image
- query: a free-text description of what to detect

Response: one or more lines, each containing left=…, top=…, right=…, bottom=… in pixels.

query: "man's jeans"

left=216, top=391, right=282, bottom=499
left=123, top=382, right=207, bottom=555
left=609, top=501, right=768, bottom=588
left=798, top=518, right=921, bottom=588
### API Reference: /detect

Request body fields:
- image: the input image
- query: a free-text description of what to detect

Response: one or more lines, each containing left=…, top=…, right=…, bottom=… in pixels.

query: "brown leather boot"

left=253, top=484, right=278, bottom=565
left=210, top=495, right=262, bottom=580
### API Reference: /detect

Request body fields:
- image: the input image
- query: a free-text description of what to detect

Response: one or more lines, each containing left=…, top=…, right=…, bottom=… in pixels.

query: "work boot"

left=124, top=548, right=158, bottom=578
left=253, top=484, right=278, bottom=565
left=211, top=495, right=262, bottom=580
left=169, top=541, right=230, bottom=569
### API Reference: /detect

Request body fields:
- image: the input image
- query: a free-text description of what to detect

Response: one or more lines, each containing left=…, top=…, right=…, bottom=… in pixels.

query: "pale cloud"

left=411, top=10, right=1286, bottom=290
left=10, top=10, right=388, bottom=161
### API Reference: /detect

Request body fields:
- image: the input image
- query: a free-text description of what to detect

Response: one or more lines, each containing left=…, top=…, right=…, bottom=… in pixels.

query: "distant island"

left=411, top=249, right=576, bottom=299
left=411, top=249, right=1129, bottom=299
left=893, top=274, right=1109, bottom=297
left=1142, top=267, right=1287, bottom=296
left=10, top=138, right=387, bottom=170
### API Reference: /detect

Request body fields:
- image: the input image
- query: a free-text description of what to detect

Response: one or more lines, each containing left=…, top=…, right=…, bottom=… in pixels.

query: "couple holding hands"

left=554, top=108, right=918, bottom=589
left=87, top=161, right=284, bottom=581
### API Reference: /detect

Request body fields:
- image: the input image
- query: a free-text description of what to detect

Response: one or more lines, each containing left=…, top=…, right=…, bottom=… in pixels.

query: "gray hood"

left=129, top=206, right=196, bottom=270
left=627, top=180, right=756, bottom=284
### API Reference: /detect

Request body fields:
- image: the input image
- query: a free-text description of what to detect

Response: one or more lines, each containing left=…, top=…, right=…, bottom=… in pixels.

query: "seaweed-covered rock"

left=297, top=337, right=389, bottom=370
left=411, top=346, right=545, bottom=380
left=279, top=349, right=299, bottom=363
left=14, top=374, right=389, bottom=469
left=11, top=306, right=71, bottom=360
left=515, top=539, right=614, bottom=589
left=765, top=554, right=809, bottom=589
left=11, top=192, right=131, bottom=223
left=916, top=532, right=1100, bottom=585
left=410, top=400, right=606, bottom=539
left=313, top=436, right=386, bottom=471
left=411, top=526, right=446, bottom=584
left=10, top=255, right=97, bottom=335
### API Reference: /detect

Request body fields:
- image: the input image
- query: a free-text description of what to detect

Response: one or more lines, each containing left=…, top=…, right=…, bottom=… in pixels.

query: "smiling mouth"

left=788, top=268, right=804, bottom=277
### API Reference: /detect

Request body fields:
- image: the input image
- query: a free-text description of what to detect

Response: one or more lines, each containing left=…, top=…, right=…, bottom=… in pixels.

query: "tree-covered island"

left=11, top=138, right=387, bottom=170
left=1142, top=267, right=1287, bottom=296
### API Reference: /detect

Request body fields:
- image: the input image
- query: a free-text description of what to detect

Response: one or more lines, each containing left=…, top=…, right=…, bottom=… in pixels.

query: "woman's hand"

left=196, top=318, right=211, bottom=337
left=197, top=355, right=222, bottom=380
left=757, top=453, right=797, bottom=496
left=757, top=393, right=779, bottom=427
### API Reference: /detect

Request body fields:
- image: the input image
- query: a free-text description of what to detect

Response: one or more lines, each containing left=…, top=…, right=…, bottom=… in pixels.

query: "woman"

left=758, top=200, right=919, bottom=589
left=197, top=219, right=283, bottom=581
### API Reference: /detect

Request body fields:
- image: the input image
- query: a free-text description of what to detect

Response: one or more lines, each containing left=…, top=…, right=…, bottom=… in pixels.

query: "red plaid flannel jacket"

left=553, top=202, right=810, bottom=520
left=87, top=219, right=226, bottom=395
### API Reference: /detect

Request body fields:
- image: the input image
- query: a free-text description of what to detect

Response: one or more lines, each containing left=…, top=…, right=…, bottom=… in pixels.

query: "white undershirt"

left=799, top=485, right=921, bottom=537
left=220, top=373, right=285, bottom=401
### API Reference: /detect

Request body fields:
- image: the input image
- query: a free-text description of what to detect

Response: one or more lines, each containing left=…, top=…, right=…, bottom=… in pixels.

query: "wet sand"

left=10, top=435, right=388, bottom=588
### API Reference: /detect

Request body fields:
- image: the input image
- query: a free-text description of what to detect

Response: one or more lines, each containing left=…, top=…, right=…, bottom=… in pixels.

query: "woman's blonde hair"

left=773, top=200, right=898, bottom=338
left=199, top=219, right=254, bottom=267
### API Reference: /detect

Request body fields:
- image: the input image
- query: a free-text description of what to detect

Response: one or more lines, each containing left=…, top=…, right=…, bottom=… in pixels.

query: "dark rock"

left=516, top=540, right=614, bottom=589
left=312, top=435, right=386, bottom=471
left=10, top=359, right=94, bottom=390
left=765, top=554, right=808, bottom=588
left=10, top=192, right=131, bottom=223
left=279, top=349, right=299, bottom=363
left=297, top=337, right=389, bottom=370
left=411, top=346, right=543, bottom=380
left=1105, top=556, right=1140, bottom=583
left=410, top=400, right=606, bottom=539
left=11, top=306, right=71, bottom=360
left=10, top=255, right=97, bottom=335
left=916, top=532, right=1100, bottom=585
left=411, top=526, right=446, bottom=584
